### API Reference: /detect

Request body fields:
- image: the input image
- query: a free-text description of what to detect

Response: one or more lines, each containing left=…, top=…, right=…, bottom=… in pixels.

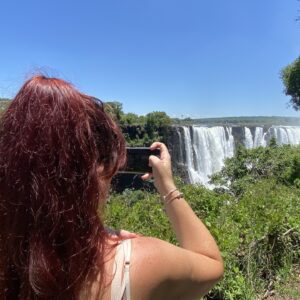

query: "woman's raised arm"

left=136, top=142, right=224, bottom=299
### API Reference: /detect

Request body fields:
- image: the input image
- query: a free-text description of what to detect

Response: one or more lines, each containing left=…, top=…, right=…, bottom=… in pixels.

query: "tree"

left=104, top=101, right=124, bottom=121
left=120, top=113, right=145, bottom=126
left=281, top=56, right=300, bottom=110
left=145, top=111, right=172, bottom=139
left=145, top=111, right=171, bottom=130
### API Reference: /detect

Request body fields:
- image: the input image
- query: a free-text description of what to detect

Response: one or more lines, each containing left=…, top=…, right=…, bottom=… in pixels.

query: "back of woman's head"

left=0, top=75, right=126, bottom=299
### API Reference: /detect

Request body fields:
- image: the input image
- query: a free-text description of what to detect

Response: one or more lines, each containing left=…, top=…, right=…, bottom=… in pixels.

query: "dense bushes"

left=105, top=145, right=300, bottom=299
left=211, top=142, right=300, bottom=196
left=213, top=180, right=300, bottom=299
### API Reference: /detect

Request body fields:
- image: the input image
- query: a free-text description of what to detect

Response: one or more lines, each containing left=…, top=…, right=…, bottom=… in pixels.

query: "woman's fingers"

left=141, top=172, right=152, bottom=180
left=149, top=155, right=161, bottom=167
left=150, top=142, right=170, bottom=160
left=108, top=229, right=141, bottom=241
left=118, top=230, right=141, bottom=239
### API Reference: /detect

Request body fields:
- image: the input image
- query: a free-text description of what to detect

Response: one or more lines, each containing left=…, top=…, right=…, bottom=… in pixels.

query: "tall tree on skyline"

left=281, top=2, right=300, bottom=110
left=281, top=56, right=300, bottom=110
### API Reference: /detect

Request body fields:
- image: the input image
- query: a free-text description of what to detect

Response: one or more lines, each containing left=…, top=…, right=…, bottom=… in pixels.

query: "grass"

left=272, top=266, right=300, bottom=300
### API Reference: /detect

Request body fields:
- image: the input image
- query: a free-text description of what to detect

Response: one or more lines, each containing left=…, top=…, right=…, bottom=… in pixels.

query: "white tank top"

left=110, top=239, right=132, bottom=300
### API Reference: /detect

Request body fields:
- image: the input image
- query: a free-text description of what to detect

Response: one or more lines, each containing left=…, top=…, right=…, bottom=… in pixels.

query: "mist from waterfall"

left=176, top=125, right=300, bottom=186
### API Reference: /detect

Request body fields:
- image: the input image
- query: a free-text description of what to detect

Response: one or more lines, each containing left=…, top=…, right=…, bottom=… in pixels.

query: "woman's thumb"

left=149, top=155, right=160, bottom=167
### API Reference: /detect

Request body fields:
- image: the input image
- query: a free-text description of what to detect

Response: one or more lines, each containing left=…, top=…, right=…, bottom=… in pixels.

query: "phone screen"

left=119, top=147, right=160, bottom=174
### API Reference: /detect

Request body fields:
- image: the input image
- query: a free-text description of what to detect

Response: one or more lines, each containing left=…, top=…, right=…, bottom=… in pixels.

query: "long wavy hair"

left=0, top=75, right=126, bottom=299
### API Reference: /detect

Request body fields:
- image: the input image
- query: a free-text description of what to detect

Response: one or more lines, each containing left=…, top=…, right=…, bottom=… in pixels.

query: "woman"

left=0, top=75, right=223, bottom=300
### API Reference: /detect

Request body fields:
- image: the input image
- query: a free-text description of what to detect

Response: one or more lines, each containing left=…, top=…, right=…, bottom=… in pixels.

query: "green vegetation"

left=0, top=99, right=11, bottom=117
left=104, top=101, right=172, bottom=146
left=211, top=140, right=300, bottom=196
left=281, top=56, right=300, bottom=110
left=106, top=144, right=300, bottom=299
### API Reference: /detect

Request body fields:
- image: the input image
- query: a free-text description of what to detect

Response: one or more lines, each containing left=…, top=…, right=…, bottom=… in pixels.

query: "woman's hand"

left=141, top=142, right=176, bottom=196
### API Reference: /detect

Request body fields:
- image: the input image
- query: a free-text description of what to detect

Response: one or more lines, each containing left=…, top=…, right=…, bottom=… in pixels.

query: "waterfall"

left=250, top=126, right=300, bottom=148
left=179, top=126, right=235, bottom=186
left=175, top=125, right=300, bottom=187
left=244, top=127, right=253, bottom=148
left=182, top=127, right=196, bottom=182
left=253, top=127, right=267, bottom=148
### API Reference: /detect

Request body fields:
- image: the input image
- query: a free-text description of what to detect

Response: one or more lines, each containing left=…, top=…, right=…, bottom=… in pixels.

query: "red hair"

left=0, top=75, right=126, bottom=299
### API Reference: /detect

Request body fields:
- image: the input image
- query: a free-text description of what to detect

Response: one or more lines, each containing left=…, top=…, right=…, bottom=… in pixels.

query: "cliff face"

left=166, top=126, right=189, bottom=181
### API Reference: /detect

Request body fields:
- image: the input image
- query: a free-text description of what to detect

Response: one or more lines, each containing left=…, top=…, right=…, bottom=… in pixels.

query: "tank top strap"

left=111, top=242, right=124, bottom=300
left=123, top=239, right=131, bottom=300
left=110, top=239, right=132, bottom=300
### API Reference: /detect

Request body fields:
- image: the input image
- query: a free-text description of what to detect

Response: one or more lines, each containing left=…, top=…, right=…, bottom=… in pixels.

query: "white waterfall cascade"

left=178, top=125, right=300, bottom=187
left=247, top=126, right=300, bottom=148
left=180, top=126, right=235, bottom=186
left=244, top=127, right=254, bottom=149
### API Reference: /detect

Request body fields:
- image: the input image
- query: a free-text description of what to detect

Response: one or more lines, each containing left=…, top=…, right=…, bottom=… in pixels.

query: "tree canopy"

left=281, top=56, right=300, bottom=110
left=104, top=101, right=124, bottom=121
left=145, top=111, right=171, bottom=131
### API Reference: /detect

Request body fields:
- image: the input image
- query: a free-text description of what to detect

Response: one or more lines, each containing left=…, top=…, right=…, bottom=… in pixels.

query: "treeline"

left=3, top=99, right=300, bottom=147
left=173, top=116, right=300, bottom=126
left=106, top=143, right=300, bottom=299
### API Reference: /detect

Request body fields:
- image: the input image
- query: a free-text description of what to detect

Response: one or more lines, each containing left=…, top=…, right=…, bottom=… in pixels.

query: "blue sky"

left=0, top=0, right=299, bottom=118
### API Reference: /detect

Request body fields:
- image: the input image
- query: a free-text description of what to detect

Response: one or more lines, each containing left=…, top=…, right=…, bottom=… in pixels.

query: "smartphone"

left=119, top=147, right=160, bottom=174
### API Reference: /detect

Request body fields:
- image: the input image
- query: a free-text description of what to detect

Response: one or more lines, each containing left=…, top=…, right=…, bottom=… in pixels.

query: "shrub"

left=211, top=144, right=300, bottom=196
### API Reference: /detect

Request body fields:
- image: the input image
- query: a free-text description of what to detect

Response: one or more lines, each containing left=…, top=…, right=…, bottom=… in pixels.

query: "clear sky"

left=0, top=0, right=299, bottom=118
